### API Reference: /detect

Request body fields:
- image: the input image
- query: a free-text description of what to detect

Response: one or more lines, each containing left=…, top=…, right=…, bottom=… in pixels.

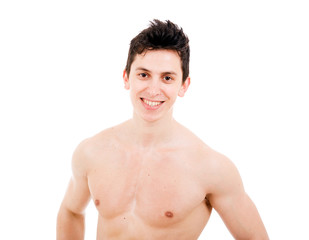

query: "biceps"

left=62, top=176, right=91, bottom=215
left=212, top=193, right=264, bottom=239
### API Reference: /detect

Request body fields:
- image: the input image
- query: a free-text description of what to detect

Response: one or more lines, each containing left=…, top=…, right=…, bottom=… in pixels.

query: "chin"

left=140, top=114, right=161, bottom=123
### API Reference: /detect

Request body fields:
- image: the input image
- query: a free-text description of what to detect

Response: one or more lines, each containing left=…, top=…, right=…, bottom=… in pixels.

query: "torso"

left=85, top=121, right=213, bottom=239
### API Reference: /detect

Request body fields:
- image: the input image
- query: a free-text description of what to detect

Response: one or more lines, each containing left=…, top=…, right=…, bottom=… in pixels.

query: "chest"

left=87, top=149, right=207, bottom=226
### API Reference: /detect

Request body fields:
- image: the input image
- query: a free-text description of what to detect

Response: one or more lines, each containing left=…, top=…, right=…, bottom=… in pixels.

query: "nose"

left=147, top=78, right=161, bottom=97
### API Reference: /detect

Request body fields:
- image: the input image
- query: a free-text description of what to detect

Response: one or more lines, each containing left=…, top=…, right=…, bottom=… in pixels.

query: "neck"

left=128, top=112, right=177, bottom=148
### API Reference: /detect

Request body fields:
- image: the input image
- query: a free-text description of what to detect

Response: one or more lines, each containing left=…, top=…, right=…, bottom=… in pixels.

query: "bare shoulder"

left=177, top=123, right=242, bottom=191
left=71, top=122, right=127, bottom=175
left=77, top=121, right=128, bottom=152
left=201, top=146, right=238, bottom=176
left=180, top=124, right=236, bottom=170
left=175, top=122, right=217, bottom=161
left=198, top=145, right=244, bottom=201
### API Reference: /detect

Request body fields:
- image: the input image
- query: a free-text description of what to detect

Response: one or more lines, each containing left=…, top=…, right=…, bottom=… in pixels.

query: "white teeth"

left=142, top=99, right=162, bottom=107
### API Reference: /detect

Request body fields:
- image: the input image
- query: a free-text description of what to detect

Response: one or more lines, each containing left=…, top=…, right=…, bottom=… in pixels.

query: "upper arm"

left=60, top=141, right=91, bottom=215
left=208, top=153, right=269, bottom=239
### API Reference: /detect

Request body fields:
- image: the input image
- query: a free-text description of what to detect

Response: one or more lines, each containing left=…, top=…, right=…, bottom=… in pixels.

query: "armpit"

left=205, top=197, right=212, bottom=209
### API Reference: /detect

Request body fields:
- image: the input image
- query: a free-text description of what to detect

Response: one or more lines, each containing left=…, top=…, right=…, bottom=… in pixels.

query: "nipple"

left=165, top=211, right=174, bottom=218
left=95, top=199, right=100, bottom=206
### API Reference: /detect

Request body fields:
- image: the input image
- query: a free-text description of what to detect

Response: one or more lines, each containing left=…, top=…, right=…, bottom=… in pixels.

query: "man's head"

left=125, top=19, right=190, bottom=84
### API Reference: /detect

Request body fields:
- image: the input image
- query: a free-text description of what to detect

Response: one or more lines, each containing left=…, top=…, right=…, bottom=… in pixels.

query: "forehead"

left=131, top=49, right=182, bottom=73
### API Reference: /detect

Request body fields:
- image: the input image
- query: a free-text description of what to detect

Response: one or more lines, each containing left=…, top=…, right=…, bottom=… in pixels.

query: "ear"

left=123, top=70, right=130, bottom=90
left=178, top=77, right=191, bottom=97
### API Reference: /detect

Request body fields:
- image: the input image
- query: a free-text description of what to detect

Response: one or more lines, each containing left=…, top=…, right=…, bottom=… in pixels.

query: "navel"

left=165, top=211, right=174, bottom=218
left=95, top=199, right=100, bottom=206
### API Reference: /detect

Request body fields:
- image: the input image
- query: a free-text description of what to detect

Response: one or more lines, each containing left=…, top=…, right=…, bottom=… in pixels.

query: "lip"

left=140, top=98, right=165, bottom=110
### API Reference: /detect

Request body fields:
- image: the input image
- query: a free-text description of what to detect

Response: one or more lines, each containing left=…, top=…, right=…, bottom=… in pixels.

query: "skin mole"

left=165, top=211, right=174, bottom=218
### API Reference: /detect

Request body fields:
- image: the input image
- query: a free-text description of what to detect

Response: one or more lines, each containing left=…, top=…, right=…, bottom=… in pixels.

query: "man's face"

left=123, top=49, right=190, bottom=122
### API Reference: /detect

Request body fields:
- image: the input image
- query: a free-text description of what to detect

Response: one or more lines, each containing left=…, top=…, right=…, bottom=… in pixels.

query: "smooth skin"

left=57, top=49, right=269, bottom=239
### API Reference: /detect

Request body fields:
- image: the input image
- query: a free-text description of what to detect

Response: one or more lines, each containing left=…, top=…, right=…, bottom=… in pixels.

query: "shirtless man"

left=57, top=19, right=269, bottom=240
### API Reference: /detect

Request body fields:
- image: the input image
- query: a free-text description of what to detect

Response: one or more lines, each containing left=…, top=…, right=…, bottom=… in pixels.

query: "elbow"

left=56, top=206, right=85, bottom=240
left=57, top=204, right=85, bottom=227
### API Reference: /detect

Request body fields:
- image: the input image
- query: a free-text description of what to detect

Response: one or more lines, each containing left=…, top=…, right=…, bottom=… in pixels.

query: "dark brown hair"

left=125, top=19, right=190, bottom=83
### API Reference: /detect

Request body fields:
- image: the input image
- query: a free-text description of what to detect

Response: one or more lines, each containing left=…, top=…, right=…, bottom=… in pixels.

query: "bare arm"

left=57, top=141, right=91, bottom=240
left=208, top=153, right=269, bottom=240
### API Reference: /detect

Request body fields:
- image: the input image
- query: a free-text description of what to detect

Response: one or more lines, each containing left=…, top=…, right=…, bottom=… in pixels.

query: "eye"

left=163, top=76, right=172, bottom=81
left=139, top=73, right=148, bottom=78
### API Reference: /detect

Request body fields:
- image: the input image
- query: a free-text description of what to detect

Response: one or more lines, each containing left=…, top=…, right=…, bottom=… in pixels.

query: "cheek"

left=131, top=80, right=147, bottom=92
left=166, top=85, right=181, bottom=98
left=130, top=89, right=139, bottom=104
left=129, top=83, right=145, bottom=103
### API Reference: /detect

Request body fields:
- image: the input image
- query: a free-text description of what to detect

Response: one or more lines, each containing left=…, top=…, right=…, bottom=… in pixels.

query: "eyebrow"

left=135, top=67, right=178, bottom=76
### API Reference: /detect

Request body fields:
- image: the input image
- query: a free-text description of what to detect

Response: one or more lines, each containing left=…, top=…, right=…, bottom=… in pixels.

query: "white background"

left=1, top=0, right=308, bottom=239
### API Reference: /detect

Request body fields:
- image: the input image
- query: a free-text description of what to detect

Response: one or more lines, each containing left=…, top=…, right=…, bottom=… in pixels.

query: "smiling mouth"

left=140, top=98, right=165, bottom=108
